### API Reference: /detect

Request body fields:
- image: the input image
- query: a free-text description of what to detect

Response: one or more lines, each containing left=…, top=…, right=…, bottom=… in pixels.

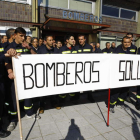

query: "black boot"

left=87, top=92, right=95, bottom=103
left=135, top=101, right=140, bottom=110
left=110, top=107, right=115, bottom=113
left=0, top=129, right=11, bottom=138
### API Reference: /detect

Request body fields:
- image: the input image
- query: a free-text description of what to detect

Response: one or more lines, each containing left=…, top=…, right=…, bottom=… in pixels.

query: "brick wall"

left=0, top=1, right=32, bottom=28
left=101, top=16, right=137, bottom=37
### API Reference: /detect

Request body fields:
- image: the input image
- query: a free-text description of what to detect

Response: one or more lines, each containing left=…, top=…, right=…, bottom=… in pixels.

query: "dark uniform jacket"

left=54, top=47, right=60, bottom=54
left=92, top=48, right=102, bottom=53
left=110, top=46, right=116, bottom=53
left=0, top=44, right=5, bottom=81
left=5, top=41, right=31, bottom=64
left=113, top=45, right=131, bottom=54
left=75, top=43, right=92, bottom=53
left=0, top=54, right=5, bottom=63
left=58, top=45, right=77, bottom=54
left=117, top=43, right=137, bottom=54
left=30, top=45, right=39, bottom=54
left=38, top=45, right=58, bottom=54
left=102, top=48, right=112, bottom=53
left=1, top=41, right=10, bottom=50
left=137, top=48, right=140, bottom=54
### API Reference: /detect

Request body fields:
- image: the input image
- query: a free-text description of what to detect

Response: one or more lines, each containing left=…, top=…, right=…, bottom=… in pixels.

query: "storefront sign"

left=63, top=10, right=102, bottom=23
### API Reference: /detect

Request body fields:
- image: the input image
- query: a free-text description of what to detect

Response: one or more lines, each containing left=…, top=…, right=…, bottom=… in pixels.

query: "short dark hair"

left=25, top=36, right=31, bottom=40
left=126, top=33, right=133, bottom=37
left=65, top=34, right=74, bottom=41
left=106, top=42, right=110, bottom=46
left=90, top=42, right=96, bottom=46
left=15, top=27, right=26, bottom=34
left=78, top=34, right=86, bottom=39
left=31, top=37, right=39, bottom=43
left=122, top=36, right=131, bottom=42
left=1, top=35, right=6, bottom=39
left=56, top=40, right=62, bottom=44
left=26, top=36, right=31, bottom=38
left=39, top=38, right=43, bottom=40
left=44, top=35, right=53, bottom=41
left=6, top=28, right=15, bottom=39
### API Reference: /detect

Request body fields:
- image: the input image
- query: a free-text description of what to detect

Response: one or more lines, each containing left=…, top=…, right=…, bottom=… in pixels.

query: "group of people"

left=0, top=27, right=140, bottom=138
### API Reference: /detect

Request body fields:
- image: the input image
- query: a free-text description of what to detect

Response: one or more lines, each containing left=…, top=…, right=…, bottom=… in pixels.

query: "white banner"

left=12, top=54, right=140, bottom=100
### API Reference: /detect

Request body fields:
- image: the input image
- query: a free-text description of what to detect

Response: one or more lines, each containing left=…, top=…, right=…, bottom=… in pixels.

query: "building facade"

left=0, top=0, right=140, bottom=49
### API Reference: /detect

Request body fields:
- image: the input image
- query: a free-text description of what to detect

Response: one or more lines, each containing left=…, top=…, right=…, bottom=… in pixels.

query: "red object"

left=107, top=88, right=111, bottom=126
left=69, top=47, right=71, bottom=50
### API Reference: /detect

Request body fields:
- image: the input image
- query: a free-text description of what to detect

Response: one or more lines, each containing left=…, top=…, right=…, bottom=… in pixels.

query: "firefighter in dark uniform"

left=138, top=48, right=140, bottom=54
left=110, top=36, right=132, bottom=113
left=102, top=42, right=112, bottom=53
left=75, top=34, right=95, bottom=102
left=118, top=33, right=137, bottom=104
left=58, top=34, right=78, bottom=107
left=90, top=42, right=102, bottom=53
left=54, top=40, right=63, bottom=54
left=2, top=29, right=15, bottom=116
left=0, top=47, right=18, bottom=138
left=30, top=37, right=45, bottom=113
left=126, top=33, right=137, bottom=54
left=136, top=45, right=140, bottom=110
left=39, top=38, right=44, bottom=47
left=117, top=33, right=137, bottom=54
left=38, top=35, right=60, bottom=111
left=5, top=27, right=40, bottom=132
left=110, top=42, right=116, bottom=52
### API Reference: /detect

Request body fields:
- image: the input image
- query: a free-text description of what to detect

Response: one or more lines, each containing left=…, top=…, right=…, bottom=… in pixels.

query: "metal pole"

left=107, top=88, right=110, bottom=126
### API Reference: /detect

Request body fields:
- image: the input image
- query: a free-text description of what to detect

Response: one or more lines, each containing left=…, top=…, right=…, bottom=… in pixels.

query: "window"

left=42, top=0, right=68, bottom=9
left=41, top=0, right=93, bottom=13
left=1, top=0, right=27, bottom=2
left=69, top=0, right=92, bottom=13
left=102, top=5, right=119, bottom=17
left=102, top=5, right=137, bottom=21
left=120, top=9, right=136, bottom=20
left=0, top=0, right=30, bottom=4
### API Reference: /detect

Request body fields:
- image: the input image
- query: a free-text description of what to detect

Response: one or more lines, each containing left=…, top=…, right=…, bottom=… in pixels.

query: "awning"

left=42, top=16, right=111, bottom=33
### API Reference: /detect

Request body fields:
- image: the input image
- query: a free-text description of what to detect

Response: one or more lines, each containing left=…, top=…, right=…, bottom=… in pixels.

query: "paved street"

left=1, top=90, right=140, bottom=140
